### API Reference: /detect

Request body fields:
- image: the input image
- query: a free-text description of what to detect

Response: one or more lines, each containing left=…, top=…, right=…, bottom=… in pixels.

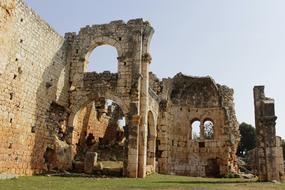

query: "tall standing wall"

left=253, top=86, right=284, bottom=181
left=0, top=0, right=69, bottom=175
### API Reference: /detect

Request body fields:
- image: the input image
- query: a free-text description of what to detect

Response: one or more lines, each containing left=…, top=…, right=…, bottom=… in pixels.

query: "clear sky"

left=26, top=0, right=285, bottom=139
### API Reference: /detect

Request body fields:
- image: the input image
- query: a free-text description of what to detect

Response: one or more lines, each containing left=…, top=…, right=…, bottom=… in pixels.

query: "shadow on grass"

left=154, top=180, right=258, bottom=185
left=38, top=172, right=123, bottom=178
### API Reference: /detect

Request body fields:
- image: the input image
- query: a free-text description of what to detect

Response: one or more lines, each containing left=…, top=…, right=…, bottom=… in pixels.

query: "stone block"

left=84, top=152, right=97, bottom=174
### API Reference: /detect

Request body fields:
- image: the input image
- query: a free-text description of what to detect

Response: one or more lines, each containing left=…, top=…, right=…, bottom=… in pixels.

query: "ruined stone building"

left=252, top=86, right=284, bottom=181
left=0, top=0, right=282, bottom=180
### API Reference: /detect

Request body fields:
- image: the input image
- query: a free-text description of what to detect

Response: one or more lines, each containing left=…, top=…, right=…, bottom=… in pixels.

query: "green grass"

left=0, top=174, right=284, bottom=190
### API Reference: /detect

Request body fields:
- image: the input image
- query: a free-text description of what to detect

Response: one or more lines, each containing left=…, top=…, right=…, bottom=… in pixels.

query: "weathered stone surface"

left=253, top=86, right=284, bottom=182
left=43, top=136, right=72, bottom=172
left=84, top=152, right=97, bottom=174
left=155, top=73, right=240, bottom=177
left=0, top=0, right=69, bottom=175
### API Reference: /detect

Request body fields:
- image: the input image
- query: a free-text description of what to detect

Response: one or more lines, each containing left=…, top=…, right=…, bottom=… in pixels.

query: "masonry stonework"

left=0, top=0, right=283, bottom=180
left=155, top=74, right=240, bottom=177
left=253, top=86, right=284, bottom=181
left=0, top=0, right=69, bottom=175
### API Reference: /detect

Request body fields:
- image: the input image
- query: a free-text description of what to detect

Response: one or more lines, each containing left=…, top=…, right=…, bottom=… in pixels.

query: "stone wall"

left=73, top=102, right=108, bottom=146
left=0, top=0, right=245, bottom=179
left=0, top=0, right=69, bottom=174
left=0, top=0, right=16, bottom=73
left=156, top=73, right=240, bottom=177
left=66, top=19, right=154, bottom=178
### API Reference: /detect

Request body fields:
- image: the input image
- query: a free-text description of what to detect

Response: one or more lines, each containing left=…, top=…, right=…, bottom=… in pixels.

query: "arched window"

left=86, top=45, right=118, bottom=73
left=204, top=120, right=214, bottom=139
left=191, top=120, right=201, bottom=140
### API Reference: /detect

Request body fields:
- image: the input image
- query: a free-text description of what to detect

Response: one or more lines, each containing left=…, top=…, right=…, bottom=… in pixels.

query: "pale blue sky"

left=26, top=0, right=285, bottom=138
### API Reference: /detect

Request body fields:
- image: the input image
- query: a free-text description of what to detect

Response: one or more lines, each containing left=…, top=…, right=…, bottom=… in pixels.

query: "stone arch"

left=202, top=117, right=214, bottom=124
left=69, top=92, right=128, bottom=175
left=85, top=45, right=118, bottom=73
left=67, top=19, right=154, bottom=178
left=190, top=117, right=201, bottom=124
left=67, top=90, right=129, bottom=176
left=82, top=36, right=123, bottom=73
left=146, top=110, right=157, bottom=173
left=68, top=91, right=128, bottom=128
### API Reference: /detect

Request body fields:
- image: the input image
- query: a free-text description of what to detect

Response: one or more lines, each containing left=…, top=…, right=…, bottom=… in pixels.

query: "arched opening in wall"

left=146, top=111, right=156, bottom=174
left=86, top=45, right=118, bottom=73
left=72, top=98, right=127, bottom=176
left=204, top=120, right=214, bottom=139
left=191, top=120, right=201, bottom=140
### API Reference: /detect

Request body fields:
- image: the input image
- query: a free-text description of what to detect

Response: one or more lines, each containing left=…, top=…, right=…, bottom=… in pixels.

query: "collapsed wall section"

left=0, top=0, right=69, bottom=174
left=156, top=73, right=240, bottom=177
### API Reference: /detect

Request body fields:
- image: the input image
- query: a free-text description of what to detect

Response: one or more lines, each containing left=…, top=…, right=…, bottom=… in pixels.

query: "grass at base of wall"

left=0, top=173, right=284, bottom=190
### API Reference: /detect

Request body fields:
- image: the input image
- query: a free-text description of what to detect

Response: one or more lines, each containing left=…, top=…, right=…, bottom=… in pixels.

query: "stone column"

left=126, top=37, right=143, bottom=177
left=126, top=109, right=140, bottom=177
left=253, top=86, right=282, bottom=181
left=138, top=52, right=152, bottom=178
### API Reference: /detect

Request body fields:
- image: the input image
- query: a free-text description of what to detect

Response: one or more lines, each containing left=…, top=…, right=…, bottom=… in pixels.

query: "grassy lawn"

left=0, top=174, right=284, bottom=190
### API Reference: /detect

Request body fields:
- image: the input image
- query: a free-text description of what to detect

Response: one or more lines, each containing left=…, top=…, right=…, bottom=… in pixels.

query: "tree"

left=237, top=122, right=256, bottom=157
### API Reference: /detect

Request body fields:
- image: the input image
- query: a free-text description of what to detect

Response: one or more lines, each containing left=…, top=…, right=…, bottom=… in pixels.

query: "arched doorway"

left=67, top=21, right=154, bottom=178
left=72, top=97, right=128, bottom=176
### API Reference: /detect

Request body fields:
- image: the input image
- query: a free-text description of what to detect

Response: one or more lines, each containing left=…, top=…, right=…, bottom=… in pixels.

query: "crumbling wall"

left=0, top=0, right=243, bottom=179
left=0, top=0, right=69, bottom=175
left=149, top=72, right=162, bottom=95
left=66, top=19, right=154, bottom=177
left=73, top=102, right=109, bottom=146
left=156, top=73, right=239, bottom=177
left=253, top=86, right=284, bottom=181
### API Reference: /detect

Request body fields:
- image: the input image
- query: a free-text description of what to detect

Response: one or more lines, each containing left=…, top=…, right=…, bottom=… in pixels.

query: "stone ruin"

left=0, top=0, right=283, bottom=181
left=252, top=86, right=284, bottom=181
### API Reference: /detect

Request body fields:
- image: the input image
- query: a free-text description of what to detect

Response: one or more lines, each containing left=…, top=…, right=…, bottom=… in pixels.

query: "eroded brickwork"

left=0, top=0, right=70, bottom=175
left=73, top=101, right=108, bottom=145
left=155, top=73, right=240, bottom=177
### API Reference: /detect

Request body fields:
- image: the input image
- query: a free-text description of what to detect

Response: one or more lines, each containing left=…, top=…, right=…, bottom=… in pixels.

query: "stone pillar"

left=126, top=39, right=143, bottom=177
left=138, top=53, right=151, bottom=178
left=156, top=99, right=169, bottom=174
left=126, top=104, right=140, bottom=177
left=200, top=122, right=205, bottom=140
left=253, top=86, right=284, bottom=181
left=84, top=152, right=98, bottom=174
left=147, top=136, right=156, bottom=167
